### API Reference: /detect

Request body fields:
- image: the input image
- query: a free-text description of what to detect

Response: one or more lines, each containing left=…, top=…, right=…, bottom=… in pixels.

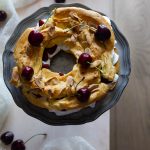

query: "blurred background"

left=0, top=0, right=150, bottom=150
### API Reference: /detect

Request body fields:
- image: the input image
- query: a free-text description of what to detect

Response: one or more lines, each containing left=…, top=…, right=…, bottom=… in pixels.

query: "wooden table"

left=110, top=0, right=150, bottom=150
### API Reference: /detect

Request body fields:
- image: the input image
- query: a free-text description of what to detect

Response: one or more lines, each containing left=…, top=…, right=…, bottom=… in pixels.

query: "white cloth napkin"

left=0, top=0, right=19, bottom=131
left=43, top=136, right=96, bottom=150
left=0, top=0, right=36, bottom=131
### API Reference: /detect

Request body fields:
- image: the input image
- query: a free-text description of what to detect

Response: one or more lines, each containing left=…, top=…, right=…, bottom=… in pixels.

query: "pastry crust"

left=11, top=7, right=119, bottom=110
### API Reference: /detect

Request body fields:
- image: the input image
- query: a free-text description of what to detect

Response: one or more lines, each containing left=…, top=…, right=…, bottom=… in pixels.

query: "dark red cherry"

left=76, top=88, right=91, bottom=102
left=0, top=10, right=7, bottom=21
left=55, top=0, right=66, bottom=3
left=95, top=25, right=111, bottom=41
left=42, top=63, right=50, bottom=69
left=21, top=66, right=34, bottom=81
left=28, top=30, right=43, bottom=46
left=39, top=20, right=45, bottom=26
left=11, top=140, right=25, bottom=150
left=59, top=72, right=64, bottom=76
left=0, top=131, right=14, bottom=145
left=46, top=45, right=57, bottom=55
left=78, top=53, right=92, bottom=67
left=42, top=49, right=48, bottom=61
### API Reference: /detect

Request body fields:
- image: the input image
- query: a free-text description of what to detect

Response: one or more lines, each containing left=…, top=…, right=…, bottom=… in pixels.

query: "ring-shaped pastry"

left=11, top=7, right=119, bottom=111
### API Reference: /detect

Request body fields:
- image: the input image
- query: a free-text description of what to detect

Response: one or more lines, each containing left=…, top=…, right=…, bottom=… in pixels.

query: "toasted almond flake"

left=71, top=35, right=77, bottom=42
left=84, top=47, right=91, bottom=54
left=45, top=77, right=59, bottom=85
left=75, top=51, right=82, bottom=57
left=66, top=76, right=75, bottom=87
left=83, top=29, right=92, bottom=45
left=26, top=44, right=32, bottom=56
left=11, top=67, right=19, bottom=81
left=89, top=27, right=97, bottom=32
left=48, top=26, right=55, bottom=37
left=69, top=12, right=82, bottom=22
left=88, top=84, right=99, bottom=91
left=34, top=78, right=45, bottom=89
left=92, top=88, right=100, bottom=93
left=90, top=60, right=102, bottom=68
left=54, top=17, right=71, bottom=24
left=11, top=67, right=21, bottom=87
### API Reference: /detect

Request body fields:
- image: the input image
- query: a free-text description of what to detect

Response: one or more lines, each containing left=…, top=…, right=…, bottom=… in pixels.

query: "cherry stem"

left=75, top=77, right=85, bottom=90
left=95, top=66, right=102, bottom=72
left=44, top=15, right=51, bottom=25
left=39, top=13, right=51, bottom=31
left=25, top=133, right=47, bottom=144
left=65, top=21, right=86, bottom=32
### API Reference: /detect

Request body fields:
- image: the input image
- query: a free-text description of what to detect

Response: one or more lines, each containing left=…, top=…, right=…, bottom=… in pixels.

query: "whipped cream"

left=111, top=48, right=119, bottom=82
left=103, top=16, right=111, bottom=25
left=113, top=74, right=119, bottom=82
left=44, top=44, right=69, bottom=65
left=58, top=44, right=70, bottom=52
left=50, top=108, right=81, bottom=116
left=112, top=49, right=119, bottom=65
left=49, top=102, right=95, bottom=116
left=48, top=44, right=65, bottom=59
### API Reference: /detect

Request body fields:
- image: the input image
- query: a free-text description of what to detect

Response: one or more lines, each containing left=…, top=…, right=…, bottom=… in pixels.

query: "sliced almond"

left=66, top=76, right=75, bottom=87
left=34, top=77, right=45, bottom=89
left=88, top=84, right=99, bottom=91
left=83, top=29, right=92, bottom=45
left=90, top=60, right=102, bottom=68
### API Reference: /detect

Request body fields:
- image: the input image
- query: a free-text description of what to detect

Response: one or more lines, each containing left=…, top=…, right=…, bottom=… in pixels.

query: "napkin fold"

left=0, top=0, right=21, bottom=131
left=0, top=0, right=19, bottom=50
left=0, top=0, right=39, bottom=132
left=43, top=136, right=96, bottom=150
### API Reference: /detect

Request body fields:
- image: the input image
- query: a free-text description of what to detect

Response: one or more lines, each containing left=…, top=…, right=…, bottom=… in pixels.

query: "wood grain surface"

left=110, top=0, right=150, bottom=150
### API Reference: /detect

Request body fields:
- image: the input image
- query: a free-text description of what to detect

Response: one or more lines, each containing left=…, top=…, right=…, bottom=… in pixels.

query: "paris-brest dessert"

left=11, top=7, right=119, bottom=113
